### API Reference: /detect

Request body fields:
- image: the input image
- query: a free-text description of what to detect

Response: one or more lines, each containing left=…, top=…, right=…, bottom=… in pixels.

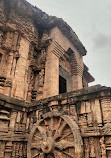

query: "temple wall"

left=10, top=37, right=30, bottom=100
left=0, top=86, right=111, bottom=157
left=0, top=0, right=88, bottom=101
left=0, top=0, right=39, bottom=101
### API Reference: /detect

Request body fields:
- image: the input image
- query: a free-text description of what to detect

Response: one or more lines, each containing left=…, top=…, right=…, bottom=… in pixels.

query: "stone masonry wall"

left=0, top=86, right=111, bottom=157
left=0, top=0, right=92, bottom=103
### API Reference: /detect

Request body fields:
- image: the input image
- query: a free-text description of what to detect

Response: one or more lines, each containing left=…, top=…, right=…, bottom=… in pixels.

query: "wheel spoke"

left=44, top=120, right=48, bottom=126
left=54, top=122, right=66, bottom=140
left=39, top=152, right=45, bottom=158
left=32, top=152, right=40, bottom=158
left=55, top=140, right=74, bottom=150
left=59, top=131, right=72, bottom=141
left=63, top=151, right=74, bottom=158
left=48, top=117, right=54, bottom=137
left=31, top=142, right=41, bottom=150
left=53, top=150, right=63, bottom=158
left=54, top=118, right=61, bottom=131
left=34, top=135, right=42, bottom=141
left=37, top=126, right=47, bottom=140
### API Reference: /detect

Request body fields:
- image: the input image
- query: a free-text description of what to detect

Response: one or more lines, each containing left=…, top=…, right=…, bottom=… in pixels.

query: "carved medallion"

left=28, top=111, right=83, bottom=158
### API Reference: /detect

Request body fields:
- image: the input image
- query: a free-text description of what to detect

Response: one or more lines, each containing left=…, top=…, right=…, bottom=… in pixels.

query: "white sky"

left=27, top=0, right=111, bottom=87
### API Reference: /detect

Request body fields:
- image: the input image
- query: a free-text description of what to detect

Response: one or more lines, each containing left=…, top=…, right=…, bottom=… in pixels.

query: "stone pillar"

left=100, top=137, right=106, bottom=158
left=100, top=97, right=111, bottom=125
left=86, top=101, right=93, bottom=127
left=70, top=105, right=78, bottom=123
left=26, top=117, right=30, bottom=133
left=90, top=99, right=102, bottom=126
left=11, top=37, right=30, bottom=100
left=3, top=53, right=14, bottom=96
left=89, top=137, right=96, bottom=158
left=70, top=52, right=83, bottom=90
left=0, top=141, right=5, bottom=158
left=79, top=101, right=87, bottom=128
left=4, top=142, right=13, bottom=158
left=44, top=43, right=59, bottom=98
left=84, top=138, right=90, bottom=158
left=72, top=75, right=83, bottom=90
left=94, top=98, right=102, bottom=126
left=9, top=111, right=17, bottom=131
left=6, top=53, right=14, bottom=78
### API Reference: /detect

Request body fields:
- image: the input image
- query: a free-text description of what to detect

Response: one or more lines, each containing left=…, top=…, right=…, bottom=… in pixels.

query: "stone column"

left=89, top=137, right=96, bottom=158
left=94, top=98, right=103, bottom=126
left=72, top=75, right=83, bottom=90
left=100, top=97, right=111, bottom=125
left=70, top=105, right=78, bottom=123
left=84, top=138, right=90, bottom=158
left=43, top=42, right=59, bottom=98
left=100, top=137, right=106, bottom=158
left=79, top=101, right=87, bottom=128
left=9, top=111, right=17, bottom=131
left=6, top=53, right=14, bottom=78
left=90, top=99, right=102, bottom=126
left=70, top=52, right=83, bottom=90
left=0, top=141, right=5, bottom=158
left=4, top=142, right=13, bottom=158
left=4, top=53, right=14, bottom=96
left=86, top=101, right=93, bottom=127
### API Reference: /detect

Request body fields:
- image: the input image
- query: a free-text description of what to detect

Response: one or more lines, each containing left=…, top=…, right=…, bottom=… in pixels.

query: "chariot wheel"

left=28, top=111, right=83, bottom=158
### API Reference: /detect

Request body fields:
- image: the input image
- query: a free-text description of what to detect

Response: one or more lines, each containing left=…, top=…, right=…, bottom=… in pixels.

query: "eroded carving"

left=28, top=112, right=83, bottom=158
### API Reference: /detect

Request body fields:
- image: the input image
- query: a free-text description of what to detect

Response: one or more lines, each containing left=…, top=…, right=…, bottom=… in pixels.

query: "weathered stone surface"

left=0, top=85, right=111, bottom=157
left=0, top=0, right=111, bottom=158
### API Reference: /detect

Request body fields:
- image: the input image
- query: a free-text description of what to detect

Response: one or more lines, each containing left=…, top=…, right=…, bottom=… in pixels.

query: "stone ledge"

left=0, top=85, right=111, bottom=111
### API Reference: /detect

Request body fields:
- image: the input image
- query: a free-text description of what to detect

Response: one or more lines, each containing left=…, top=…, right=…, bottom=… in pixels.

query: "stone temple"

left=0, top=0, right=111, bottom=157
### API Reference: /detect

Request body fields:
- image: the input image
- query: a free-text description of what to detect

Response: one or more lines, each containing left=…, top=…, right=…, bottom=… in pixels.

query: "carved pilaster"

left=100, top=97, right=111, bottom=125
left=89, top=137, right=96, bottom=158
left=86, top=101, right=93, bottom=127
left=9, top=111, right=17, bottom=131
left=94, top=98, right=102, bottom=126
left=4, top=142, right=13, bottom=158
left=90, top=99, right=102, bottom=127
left=100, top=137, right=106, bottom=158
left=70, top=105, right=78, bottom=123
left=84, top=138, right=90, bottom=158
left=79, top=102, right=87, bottom=129
left=0, top=141, right=5, bottom=158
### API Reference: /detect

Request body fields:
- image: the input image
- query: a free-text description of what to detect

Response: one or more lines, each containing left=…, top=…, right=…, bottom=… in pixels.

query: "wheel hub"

left=41, top=138, right=54, bottom=153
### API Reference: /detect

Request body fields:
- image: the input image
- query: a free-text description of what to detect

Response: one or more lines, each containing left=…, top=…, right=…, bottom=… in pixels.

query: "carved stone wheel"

left=28, top=111, right=83, bottom=158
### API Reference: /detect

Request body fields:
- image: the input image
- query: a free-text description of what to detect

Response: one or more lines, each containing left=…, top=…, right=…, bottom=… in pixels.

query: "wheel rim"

left=28, top=111, right=83, bottom=158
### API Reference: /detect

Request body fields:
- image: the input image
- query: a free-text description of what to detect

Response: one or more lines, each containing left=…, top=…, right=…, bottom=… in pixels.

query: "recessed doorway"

left=59, top=75, right=67, bottom=94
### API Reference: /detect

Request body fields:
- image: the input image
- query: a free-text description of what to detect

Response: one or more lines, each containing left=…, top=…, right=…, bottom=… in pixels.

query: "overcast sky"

left=27, top=0, right=111, bottom=87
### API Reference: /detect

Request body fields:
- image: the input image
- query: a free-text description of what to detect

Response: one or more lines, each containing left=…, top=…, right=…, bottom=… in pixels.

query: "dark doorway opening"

left=0, top=53, right=2, bottom=64
left=59, top=75, right=67, bottom=94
